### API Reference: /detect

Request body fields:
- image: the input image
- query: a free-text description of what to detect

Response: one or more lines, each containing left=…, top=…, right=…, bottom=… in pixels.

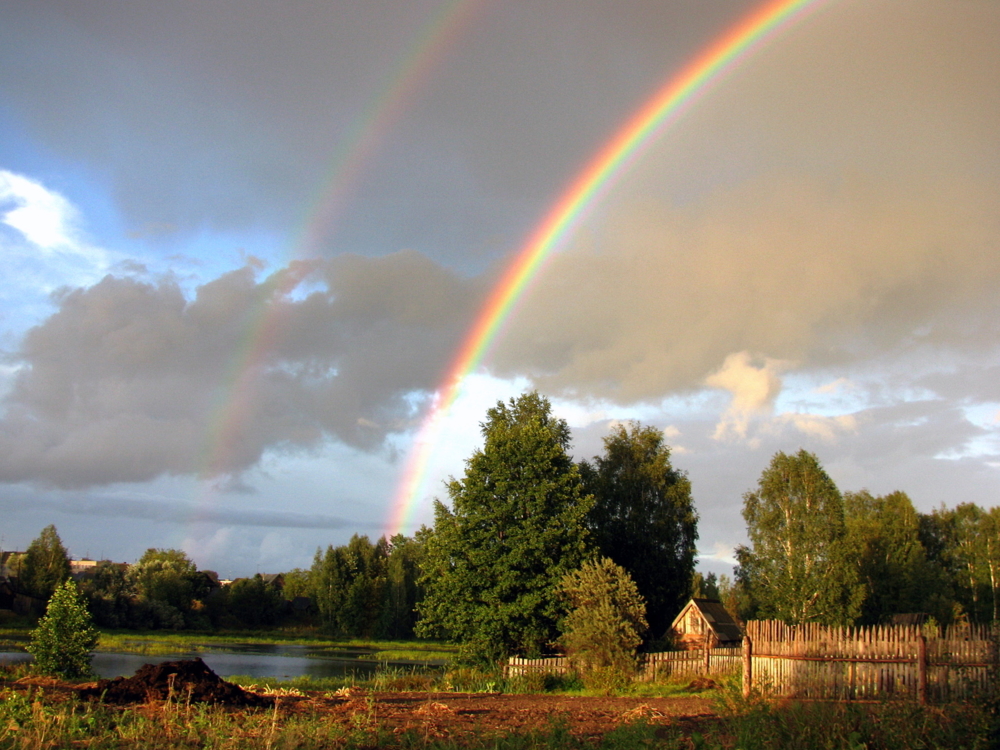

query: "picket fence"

left=505, top=620, right=999, bottom=703
left=506, top=647, right=741, bottom=683
left=746, top=620, right=998, bottom=703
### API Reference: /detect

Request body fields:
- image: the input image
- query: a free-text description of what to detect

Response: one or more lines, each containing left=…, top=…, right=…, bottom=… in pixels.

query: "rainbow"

left=387, top=0, right=831, bottom=537
left=297, top=0, right=484, bottom=253
left=194, top=1, right=483, bottom=495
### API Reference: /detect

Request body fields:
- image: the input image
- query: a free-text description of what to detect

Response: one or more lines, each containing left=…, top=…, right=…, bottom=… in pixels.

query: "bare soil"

left=277, top=688, right=718, bottom=741
left=5, top=660, right=720, bottom=743
left=78, top=658, right=273, bottom=707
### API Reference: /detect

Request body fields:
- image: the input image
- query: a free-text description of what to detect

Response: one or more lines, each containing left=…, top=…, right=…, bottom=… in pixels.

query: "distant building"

left=669, top=598, right=743, bottom=650
left=70, top=559, right=99, bottom=579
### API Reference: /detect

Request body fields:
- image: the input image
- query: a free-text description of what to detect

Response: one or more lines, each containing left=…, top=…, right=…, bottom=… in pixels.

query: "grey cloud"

left=0, top=251, right=482, bottom=487
left=0, top=491, right=369, bottom=532
left=493, top=172, right=1000, bottom=402
left=0, top=1, right=755, bottom=266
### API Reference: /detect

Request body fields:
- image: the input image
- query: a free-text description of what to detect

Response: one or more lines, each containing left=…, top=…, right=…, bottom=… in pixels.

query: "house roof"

left=672, top=598, right=743, bottom=642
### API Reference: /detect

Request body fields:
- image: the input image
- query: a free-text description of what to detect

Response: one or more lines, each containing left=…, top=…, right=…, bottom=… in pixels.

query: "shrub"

left=27, top=579, right=99, bottom=679
left=558, top=557, right=647, bottom=690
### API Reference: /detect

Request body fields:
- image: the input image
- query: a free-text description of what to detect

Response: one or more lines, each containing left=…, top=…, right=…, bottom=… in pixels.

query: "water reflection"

left=0, top=646, right=441, bottom=680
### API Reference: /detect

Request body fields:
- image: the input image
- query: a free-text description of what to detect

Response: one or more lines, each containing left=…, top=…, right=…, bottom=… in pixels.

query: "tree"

left=27, top=579, right=99, bottom=679
left=844, top=490, right=952, bottom=624
left=579, top=422, right=698, bottom=638
left=19, top=525, right=71, bottom=601
left=736, top=450, right=863, bottom=625
left=558, top=557, right=647, bottom=687
left=416, top=392, right=593, bottom=664
left=127, top=548, right=202, bottom=628
left=311, top=534, right=390, bottom=637
left=377, top=531, right=427, bottom=639
left=226, top=574, right=284, bottom=628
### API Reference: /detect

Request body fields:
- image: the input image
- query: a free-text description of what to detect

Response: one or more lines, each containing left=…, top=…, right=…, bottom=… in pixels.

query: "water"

left=0, top=644, right=441, bottom=680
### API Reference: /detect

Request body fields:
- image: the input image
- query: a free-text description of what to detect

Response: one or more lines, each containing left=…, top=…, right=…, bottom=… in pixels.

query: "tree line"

left=5, top=393, right=997, bottom=666
left=730, top=448, right=1000, bottom=628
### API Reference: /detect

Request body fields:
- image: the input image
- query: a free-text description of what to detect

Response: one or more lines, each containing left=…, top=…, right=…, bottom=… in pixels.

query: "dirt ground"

left=291, top=689, right=719, bottom=741
left=5, top=661, right=720, bottom=743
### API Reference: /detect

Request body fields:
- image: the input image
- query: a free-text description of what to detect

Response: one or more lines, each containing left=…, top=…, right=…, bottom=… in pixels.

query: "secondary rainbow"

left=387, top=0, right=831, bottom=537
left=194, top=0, right=483, bottom=496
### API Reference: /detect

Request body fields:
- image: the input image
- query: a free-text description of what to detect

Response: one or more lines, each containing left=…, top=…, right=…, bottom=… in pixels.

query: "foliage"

left=580, top=421, right=698, bottom=638
left=311, top=532, right=424, bottom=638
left=26, top=579, right=98, bottom=679
left=416, top=392, right=593, bottom=665
left=17, top=524, right=71, bottom=601
left=921, top=502, right=1000, bottom=623
left=128, top=548, right=199, bottom=612
left=845, top=490, right=953, bottom=624
left=225, top=574, right=285, bottom=628
left=558, top=557, right=647, bottom=687
left=736, top=450, right=864, bottom=625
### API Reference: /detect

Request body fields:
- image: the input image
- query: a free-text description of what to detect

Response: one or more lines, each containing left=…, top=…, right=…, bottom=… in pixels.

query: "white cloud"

left=705, top=351, right=790, bottom=441
left=0, top=170, right=113, bottom=317
left=0, top=170, right=79, bottom=250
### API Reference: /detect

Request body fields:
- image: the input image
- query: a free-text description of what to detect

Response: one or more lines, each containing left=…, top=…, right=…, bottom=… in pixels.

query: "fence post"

left=917, top=634, right=927, bottom=705
left=742, top=635, right=753, bottom=698
left=704, top=642, right=711, bottom=674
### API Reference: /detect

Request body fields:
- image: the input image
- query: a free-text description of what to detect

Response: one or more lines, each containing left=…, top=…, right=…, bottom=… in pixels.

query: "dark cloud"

left=0, top=251, right=483, bottom=487
left=0, top=491, right=369, bottom=532
left=0, top=1, right=754, bottom=266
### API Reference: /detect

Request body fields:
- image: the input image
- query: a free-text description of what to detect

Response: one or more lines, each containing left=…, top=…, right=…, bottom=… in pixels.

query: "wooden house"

left=669, top=598, right=743, bottom=649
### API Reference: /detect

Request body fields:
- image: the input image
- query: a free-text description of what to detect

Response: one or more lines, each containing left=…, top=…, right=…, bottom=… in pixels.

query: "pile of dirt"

left=78, top=658, right=273, bottom=707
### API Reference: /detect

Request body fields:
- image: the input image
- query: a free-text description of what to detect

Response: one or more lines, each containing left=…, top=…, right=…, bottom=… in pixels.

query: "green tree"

left=127, top=548, right=202, bottom=628
left=558, top=557, right=647, bottom=686
left=19, top=525, right=71, bottom=601
left=27, top=579, right=98, bottom=679
left=691, top=571, right=721, bottom=601
left=736, top=450, right=863, bottom=625
left=845, top=490, right=952, bottom=624
left=377, top=532, right=427, bottom=639
left=311, top=534, right=390, bottom=636
left=226, top=574, right=284, bottom=628
left=416, top=392, right=593, bottom=664
left=579, top=422, right=698, bottom=638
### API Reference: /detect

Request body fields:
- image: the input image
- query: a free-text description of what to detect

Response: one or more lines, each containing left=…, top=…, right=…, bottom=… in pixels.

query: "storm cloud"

left=0, top=252, right=482, bottom=487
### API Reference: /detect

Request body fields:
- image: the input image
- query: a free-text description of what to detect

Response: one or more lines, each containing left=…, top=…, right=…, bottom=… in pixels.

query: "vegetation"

left=735, top=449, right=864, bottom=625
left=26, top=579, right=98, bottom=678
left=558, top=557, right=647, bottom=689
left=310, top=532, right=425, bottom=638
left=416, top=392, right=593, bottom=665
left=0, top=663, right=995, bottom=749
left=15, top=524, right=70, bottom=602
left=580, top=421, right=698, bottom=638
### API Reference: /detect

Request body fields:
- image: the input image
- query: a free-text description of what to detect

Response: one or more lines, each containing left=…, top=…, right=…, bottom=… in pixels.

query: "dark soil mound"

left=79, top=658, right=273, bottom=706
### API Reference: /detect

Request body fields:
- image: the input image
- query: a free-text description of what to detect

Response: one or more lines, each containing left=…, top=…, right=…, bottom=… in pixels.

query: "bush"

left=27, top=579, right=99, bottom=679
left=558, top=557, right=647, bottom=690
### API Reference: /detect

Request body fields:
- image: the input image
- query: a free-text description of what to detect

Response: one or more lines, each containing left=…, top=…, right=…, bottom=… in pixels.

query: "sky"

left=0, top=0, right=998, bottom=579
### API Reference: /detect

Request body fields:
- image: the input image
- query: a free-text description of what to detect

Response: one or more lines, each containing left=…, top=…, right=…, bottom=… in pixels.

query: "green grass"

left=93, top=630, right=456, bottom=659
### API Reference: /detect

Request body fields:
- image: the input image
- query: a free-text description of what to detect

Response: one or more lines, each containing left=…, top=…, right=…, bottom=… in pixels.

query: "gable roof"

left=671, top=598, right=743, bottom=642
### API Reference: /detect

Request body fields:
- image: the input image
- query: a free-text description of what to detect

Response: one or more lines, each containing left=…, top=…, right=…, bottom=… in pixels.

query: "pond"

left=0, top=643, right=443, bottom=680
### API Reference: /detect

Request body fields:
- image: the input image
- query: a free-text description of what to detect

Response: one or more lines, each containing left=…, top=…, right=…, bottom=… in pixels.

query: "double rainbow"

left=387, top=0, right=830, bottom=536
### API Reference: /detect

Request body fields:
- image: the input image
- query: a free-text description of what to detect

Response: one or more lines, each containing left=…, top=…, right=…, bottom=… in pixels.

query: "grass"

left=1, top=662, right=996, bottom=749
left=93, top=629, right=455, bottom=656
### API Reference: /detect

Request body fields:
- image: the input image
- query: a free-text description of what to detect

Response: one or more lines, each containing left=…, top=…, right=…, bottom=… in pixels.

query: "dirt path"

left=282, top=689, right=719, bottom=741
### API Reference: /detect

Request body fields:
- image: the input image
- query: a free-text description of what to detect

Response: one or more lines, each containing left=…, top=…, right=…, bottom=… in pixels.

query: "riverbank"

left=1, top=626, right=454, bottom=659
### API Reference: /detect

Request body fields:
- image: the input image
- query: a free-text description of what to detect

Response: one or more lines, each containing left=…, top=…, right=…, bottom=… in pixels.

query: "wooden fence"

left=746, top=620, right=998, bottom=702
left=506, top=647, right=741, bottom=683
left=506, top=621, right=998, bottom=703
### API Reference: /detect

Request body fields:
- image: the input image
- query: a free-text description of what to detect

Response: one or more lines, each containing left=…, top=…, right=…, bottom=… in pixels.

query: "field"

left=1, top=662, right=995, bottom=749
